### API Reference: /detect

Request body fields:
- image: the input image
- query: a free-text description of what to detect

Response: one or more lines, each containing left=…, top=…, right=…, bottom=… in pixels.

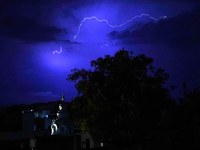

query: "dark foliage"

left=67, top=48, right=175, bottom=149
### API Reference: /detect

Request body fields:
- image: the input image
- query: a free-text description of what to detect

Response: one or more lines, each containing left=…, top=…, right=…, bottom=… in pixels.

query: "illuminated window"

left=101, top=143, right=103, bottom=147
left=51, top=124, right=57, bottom=135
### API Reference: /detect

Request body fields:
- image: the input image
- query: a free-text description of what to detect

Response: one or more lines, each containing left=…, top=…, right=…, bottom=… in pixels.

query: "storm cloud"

left=107, top=6, right=200, bottom=51
left=0, top=16, right=68, bottom=43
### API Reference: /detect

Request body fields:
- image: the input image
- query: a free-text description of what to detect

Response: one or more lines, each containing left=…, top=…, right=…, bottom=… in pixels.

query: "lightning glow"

left=53, top=46, right=62, bottom=54
left=73, top=14, right=167, bottom=42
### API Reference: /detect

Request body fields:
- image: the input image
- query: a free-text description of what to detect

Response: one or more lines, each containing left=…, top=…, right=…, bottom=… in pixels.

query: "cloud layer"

left=0, top=16, right=67, bottom=43
left=107, top=6, right=200, bottom=51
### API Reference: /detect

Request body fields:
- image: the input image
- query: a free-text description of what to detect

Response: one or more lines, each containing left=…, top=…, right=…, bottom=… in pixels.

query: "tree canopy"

left=67, top=48, right=174, bottom=149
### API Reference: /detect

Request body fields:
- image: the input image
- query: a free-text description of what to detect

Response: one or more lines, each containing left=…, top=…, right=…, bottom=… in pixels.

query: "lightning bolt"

left=73, top=14, right=167, bottom=42
left=53, top=45, right=62, bottom=54
left=53, top=14, right=166, bottom=53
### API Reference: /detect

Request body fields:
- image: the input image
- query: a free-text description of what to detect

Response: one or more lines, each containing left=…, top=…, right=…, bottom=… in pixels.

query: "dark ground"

left=0, top=135, right=74, bottom=150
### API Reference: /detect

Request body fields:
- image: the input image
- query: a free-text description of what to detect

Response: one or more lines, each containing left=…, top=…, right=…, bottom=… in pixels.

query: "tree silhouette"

left=157, top=83, right=200, bottom=150
left=67, top=48, right=174, bottom=149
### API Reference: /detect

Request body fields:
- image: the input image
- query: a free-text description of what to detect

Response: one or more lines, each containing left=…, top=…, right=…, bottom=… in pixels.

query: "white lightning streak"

left=53, top=14, right=166, bottom=54
left=53, top=46, right=62, bottom=54
left=73, top=14, right=167, bottom=42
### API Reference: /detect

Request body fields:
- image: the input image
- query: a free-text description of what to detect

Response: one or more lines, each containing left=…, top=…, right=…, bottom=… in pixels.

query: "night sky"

left=0, top=0, right=199, bottom=106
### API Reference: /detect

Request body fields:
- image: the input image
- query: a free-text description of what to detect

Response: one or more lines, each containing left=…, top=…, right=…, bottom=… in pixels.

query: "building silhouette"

left=51, top=93, right=74, bottom=136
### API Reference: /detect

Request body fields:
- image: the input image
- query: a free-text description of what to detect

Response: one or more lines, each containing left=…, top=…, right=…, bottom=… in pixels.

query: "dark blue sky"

left=0, top=0, right=199, bottom=106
